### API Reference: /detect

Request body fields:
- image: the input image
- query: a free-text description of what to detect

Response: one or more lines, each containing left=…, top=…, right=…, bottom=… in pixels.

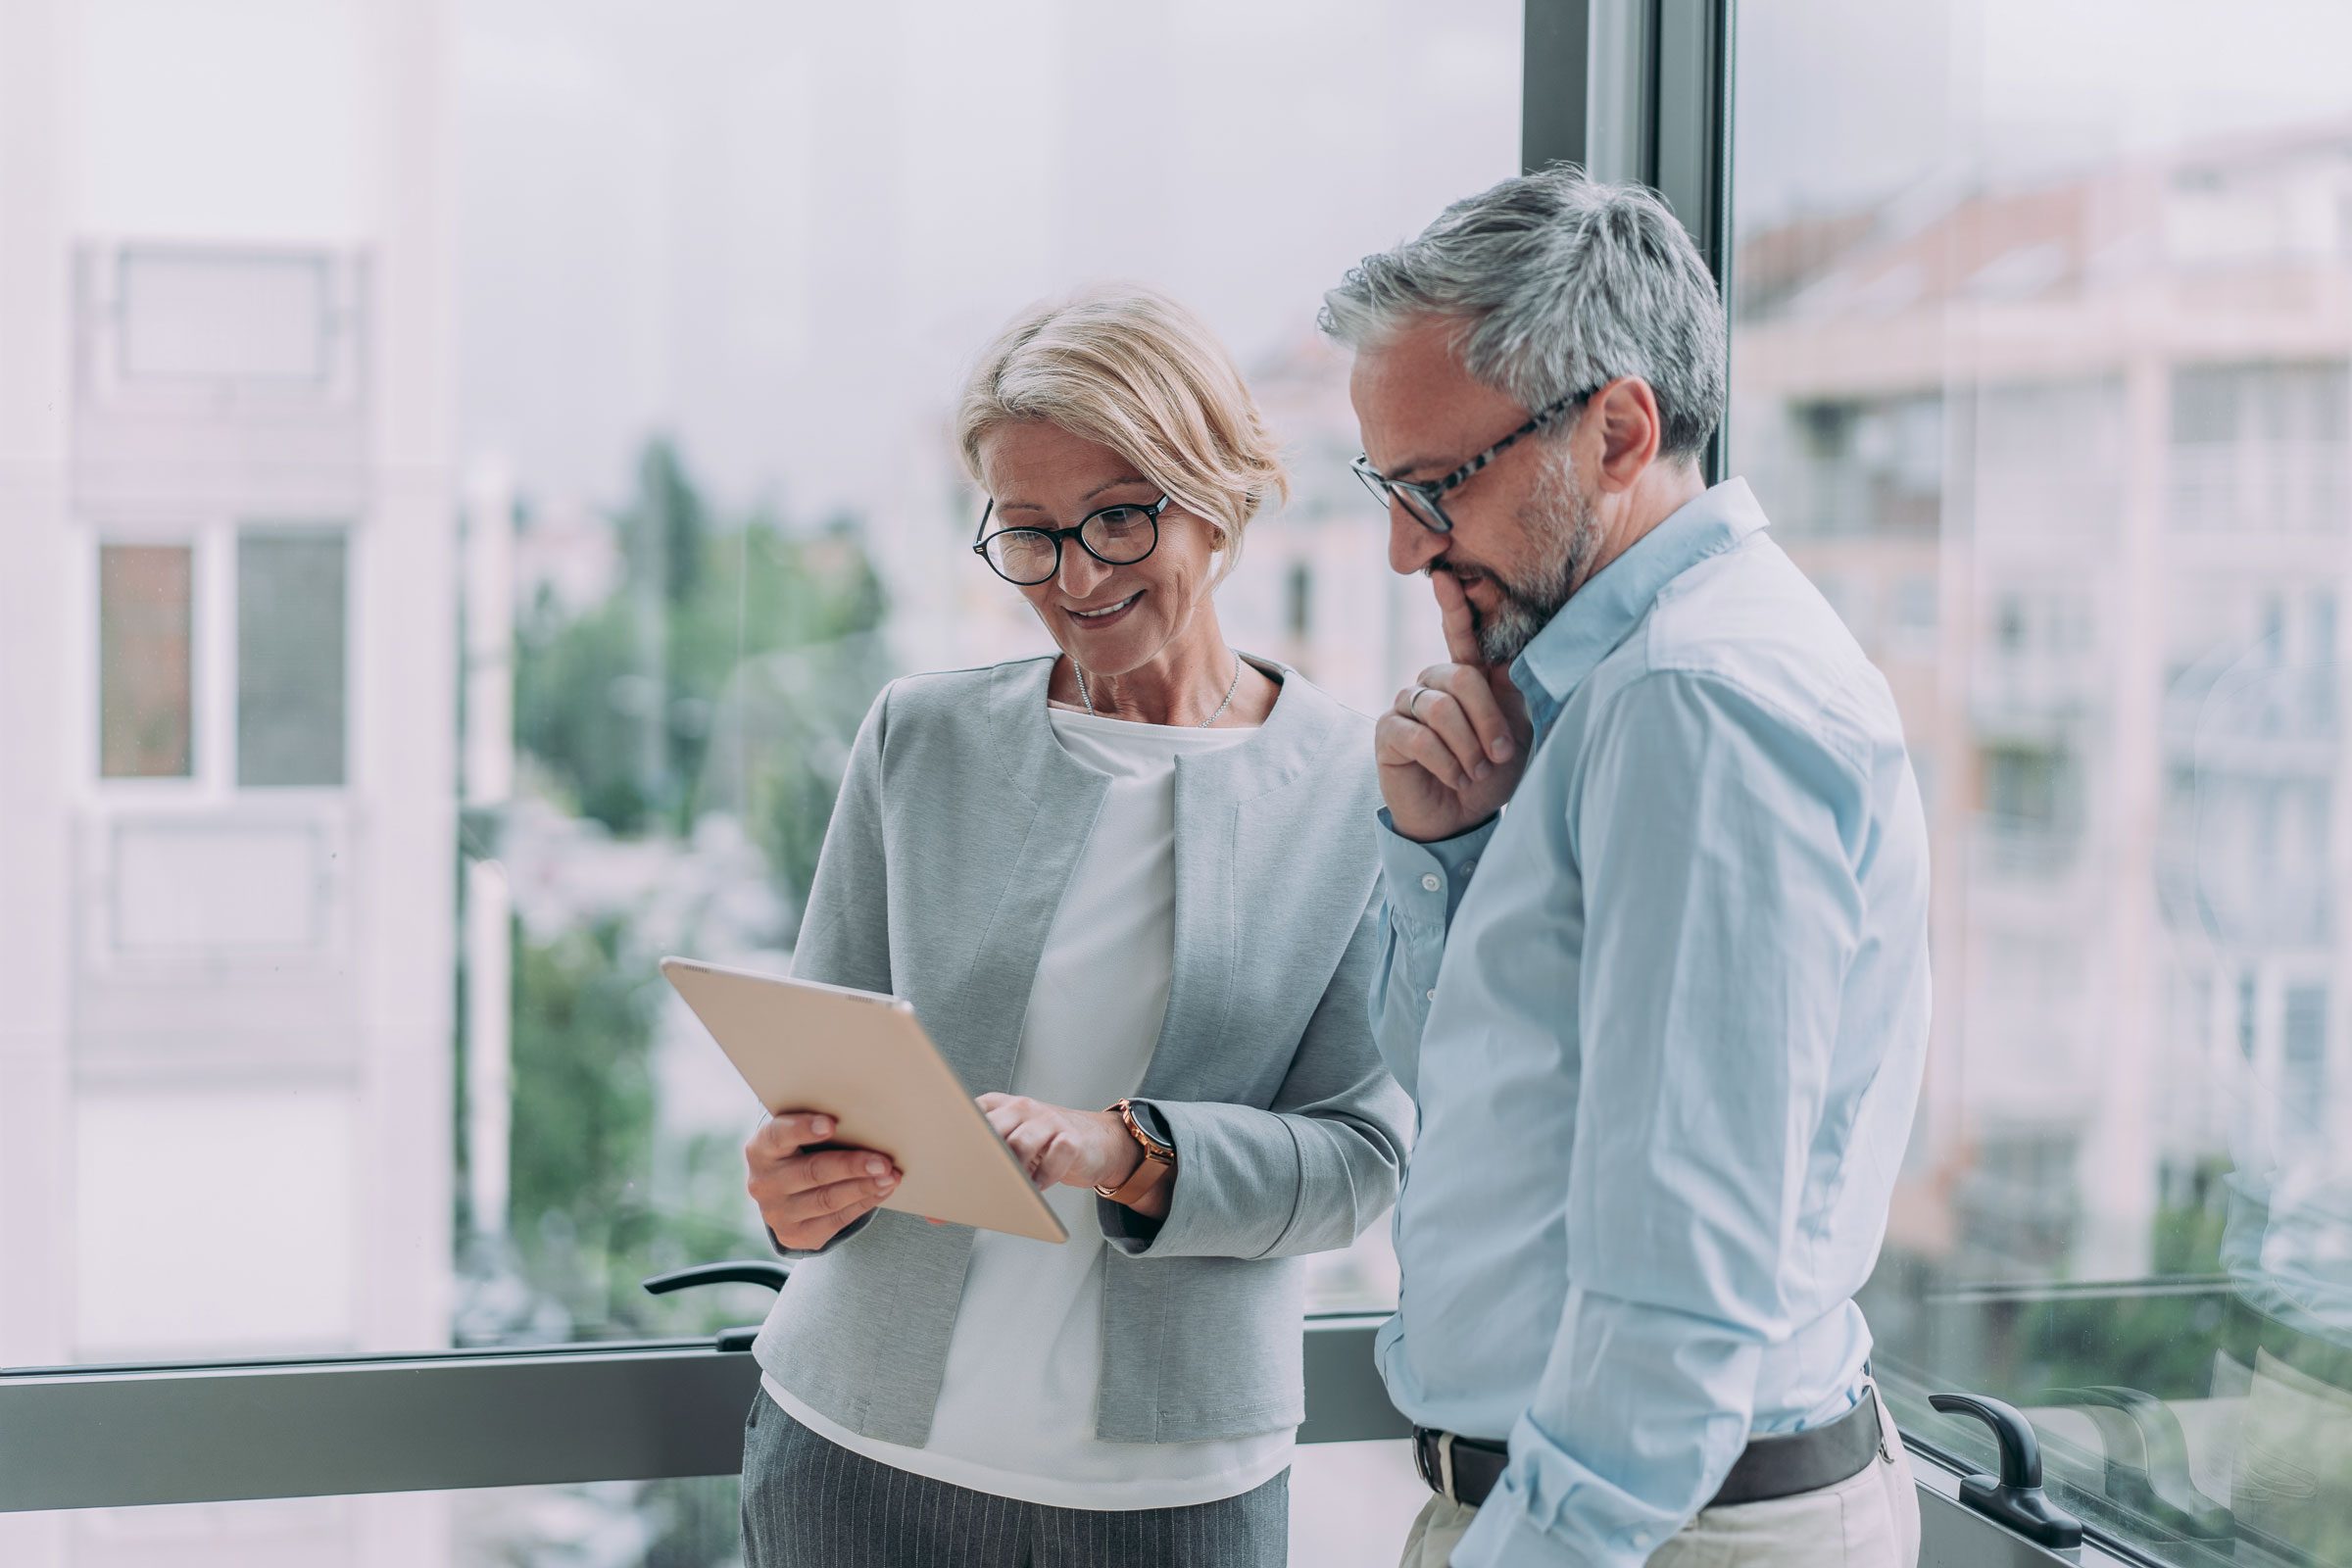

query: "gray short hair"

left=1318, top=166, right=1726, bottom=463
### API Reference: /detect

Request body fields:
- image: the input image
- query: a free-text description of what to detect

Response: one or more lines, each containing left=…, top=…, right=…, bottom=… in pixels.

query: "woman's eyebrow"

left=1081, top=474, right=1152, bottom=502
left=996, top=474, right=1152, bottom=515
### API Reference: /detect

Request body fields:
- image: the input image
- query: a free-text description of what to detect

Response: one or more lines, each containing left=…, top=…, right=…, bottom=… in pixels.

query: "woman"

left=737, top=284, right=1409, bottom=1567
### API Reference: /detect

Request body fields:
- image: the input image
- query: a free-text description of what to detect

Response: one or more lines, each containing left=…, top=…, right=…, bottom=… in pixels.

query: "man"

left=1320, top=167, right=1932, bottom=1567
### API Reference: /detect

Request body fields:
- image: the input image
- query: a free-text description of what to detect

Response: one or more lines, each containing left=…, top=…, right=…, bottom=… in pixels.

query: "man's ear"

left=1590, top=377, right=1665, bottom=494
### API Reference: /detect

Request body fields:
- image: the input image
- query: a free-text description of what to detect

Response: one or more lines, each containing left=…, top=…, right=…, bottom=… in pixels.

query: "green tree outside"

left=514, top=435, right=893, bottom=903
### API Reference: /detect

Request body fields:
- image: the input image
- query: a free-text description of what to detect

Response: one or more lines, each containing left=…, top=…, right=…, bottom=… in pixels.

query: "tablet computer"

left=661, top=956, right=1068, bottom=1244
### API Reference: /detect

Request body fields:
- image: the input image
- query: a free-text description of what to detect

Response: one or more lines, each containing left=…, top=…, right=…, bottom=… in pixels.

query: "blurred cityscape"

left=1734, top=114, right=2352, bottom=1565
left=3, top=0, right=2349, bottom=1565
left=1741, top=115, right=2352, bottom=1273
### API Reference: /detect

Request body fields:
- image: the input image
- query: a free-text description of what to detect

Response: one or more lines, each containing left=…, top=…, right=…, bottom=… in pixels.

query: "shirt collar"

left=1508, top=476, right=1771, bottom=717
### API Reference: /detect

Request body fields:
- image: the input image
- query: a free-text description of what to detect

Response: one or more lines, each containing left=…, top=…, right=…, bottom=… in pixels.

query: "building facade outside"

left=0, top=1, right=459, bottom=1564
left=1733, top=120, right=2352, bottom=1398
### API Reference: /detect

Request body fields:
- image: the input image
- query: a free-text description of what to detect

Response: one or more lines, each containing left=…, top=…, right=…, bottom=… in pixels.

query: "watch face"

left=1120, top=1102, right=1175, bottom=1161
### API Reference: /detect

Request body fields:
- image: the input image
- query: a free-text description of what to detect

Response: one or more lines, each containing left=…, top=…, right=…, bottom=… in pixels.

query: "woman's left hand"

left=978, top=1094, right=1144, bottom=1194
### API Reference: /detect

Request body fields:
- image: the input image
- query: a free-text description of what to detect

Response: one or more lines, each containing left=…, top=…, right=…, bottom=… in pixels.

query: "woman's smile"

left=1064, top=590, right=1144, bottom=630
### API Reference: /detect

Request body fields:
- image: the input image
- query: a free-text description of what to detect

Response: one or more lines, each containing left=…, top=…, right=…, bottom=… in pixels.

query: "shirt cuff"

left=1452, top=1495, right=1592, bottom=1568
left=1375, top=808, right=1499, bottom=930
left=1095, top=1100, right=1176, bottom=1249
left=767, top=1210, right=874, bottom=1258
left=1450, top=1464, right=1676, bottom=1568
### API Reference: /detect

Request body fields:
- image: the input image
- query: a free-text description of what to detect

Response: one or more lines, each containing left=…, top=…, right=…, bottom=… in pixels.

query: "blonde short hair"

left=955, top=284, right=1289, bottom=570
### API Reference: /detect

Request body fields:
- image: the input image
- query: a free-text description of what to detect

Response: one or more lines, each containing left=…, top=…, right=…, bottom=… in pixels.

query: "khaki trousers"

left=1397, top=1396, right=1921, bottom=1568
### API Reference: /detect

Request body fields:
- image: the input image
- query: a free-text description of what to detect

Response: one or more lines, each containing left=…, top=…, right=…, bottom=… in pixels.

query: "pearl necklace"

left=1074, top=651, right=1245, bottom=727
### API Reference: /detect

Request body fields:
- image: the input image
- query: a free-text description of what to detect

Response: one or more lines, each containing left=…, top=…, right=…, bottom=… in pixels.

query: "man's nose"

left=1388, top=507, right=1446, bottom=577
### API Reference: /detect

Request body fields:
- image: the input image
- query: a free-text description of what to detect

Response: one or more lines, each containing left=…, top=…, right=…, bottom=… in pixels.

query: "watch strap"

left=1095, top=1098, right=1176, bottom=1204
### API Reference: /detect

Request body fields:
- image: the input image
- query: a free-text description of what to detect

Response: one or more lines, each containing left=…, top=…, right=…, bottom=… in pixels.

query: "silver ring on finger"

left=1408, top=686, right=1433, bottom=720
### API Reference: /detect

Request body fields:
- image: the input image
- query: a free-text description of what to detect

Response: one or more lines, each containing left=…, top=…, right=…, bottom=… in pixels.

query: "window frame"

left=0, top=1318, right=1410, bottom=1511
left=81, top=242, right=367, bottom=416
left=0, top=1314, right=2152, bottom=1568
left=80, top=517, right=357, bottom=802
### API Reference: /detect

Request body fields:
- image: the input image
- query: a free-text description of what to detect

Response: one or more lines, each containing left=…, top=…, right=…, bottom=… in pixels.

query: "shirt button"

left=1420, top=873, right=1442, bottom=893
left=1425, top=989, right=1438, bottom=1002
left=1463, top=858, right=1479, bottom=874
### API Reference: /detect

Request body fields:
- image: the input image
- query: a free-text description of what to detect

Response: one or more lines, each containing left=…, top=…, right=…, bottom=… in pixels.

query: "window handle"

left=641, top=1260, right=791, bottom=1352
left=1929, top=1391, right=2085, bottom=1549
left=2054, top=1386, right=2233, bottom=1542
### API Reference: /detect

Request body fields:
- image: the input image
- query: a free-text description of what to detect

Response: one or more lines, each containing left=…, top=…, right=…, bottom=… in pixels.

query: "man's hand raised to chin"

left=1374, top=570, right=1535, bottom=844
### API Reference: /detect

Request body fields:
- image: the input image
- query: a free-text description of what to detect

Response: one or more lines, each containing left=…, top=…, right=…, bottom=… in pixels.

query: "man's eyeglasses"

left=972, top=494, right=1172, bottom=586
left=1351, top=385, right=1600, bottom=535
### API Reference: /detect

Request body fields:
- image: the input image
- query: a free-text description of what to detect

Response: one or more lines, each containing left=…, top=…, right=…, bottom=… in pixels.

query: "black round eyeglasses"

left=971, top=494, right=1171, bottom=585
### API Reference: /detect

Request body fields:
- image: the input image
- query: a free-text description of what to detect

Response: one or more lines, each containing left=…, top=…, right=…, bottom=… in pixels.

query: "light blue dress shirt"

left=1371, top=478, right=1932, bottom=1567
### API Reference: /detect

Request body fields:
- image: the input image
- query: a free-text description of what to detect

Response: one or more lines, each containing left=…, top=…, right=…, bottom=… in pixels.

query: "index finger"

left=749, top=1111, right=836, bottom=1163
left=1431, top=569, right=1485, bottom=668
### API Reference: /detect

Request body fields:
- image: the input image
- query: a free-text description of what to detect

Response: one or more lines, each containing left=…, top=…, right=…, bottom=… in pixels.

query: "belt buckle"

left=1865, top=1382, right=1892, bottom=1464
left=1412, top=1429, right=1461, bottom=1501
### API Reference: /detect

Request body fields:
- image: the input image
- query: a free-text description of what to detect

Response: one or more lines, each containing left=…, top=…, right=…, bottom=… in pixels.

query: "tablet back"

left=661, top=956, right=1068, bottom=1244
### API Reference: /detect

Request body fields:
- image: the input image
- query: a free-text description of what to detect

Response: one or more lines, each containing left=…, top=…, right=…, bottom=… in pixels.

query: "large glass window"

left=2, top=1, right=1515, bottom=1561
left=454, top=0, right=1517, bottom=1352
left=1731, top=1, right=2352, bottom=1560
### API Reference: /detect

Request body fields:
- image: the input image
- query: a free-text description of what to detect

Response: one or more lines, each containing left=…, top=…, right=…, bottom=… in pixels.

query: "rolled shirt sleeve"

left=1453, top=670, right=1867, bottom=1568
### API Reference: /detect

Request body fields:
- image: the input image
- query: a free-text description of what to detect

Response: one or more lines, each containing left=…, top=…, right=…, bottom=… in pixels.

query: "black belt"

left=1412, top=1385, right=1889, bottom=1511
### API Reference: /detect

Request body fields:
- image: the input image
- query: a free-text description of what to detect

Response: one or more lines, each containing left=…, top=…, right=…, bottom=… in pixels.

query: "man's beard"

left=1447, top=454, right=1601, bottom=666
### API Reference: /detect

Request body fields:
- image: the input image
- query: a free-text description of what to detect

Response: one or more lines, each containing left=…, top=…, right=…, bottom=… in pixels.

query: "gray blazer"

left=752, top=653, right=1410, bottom=1447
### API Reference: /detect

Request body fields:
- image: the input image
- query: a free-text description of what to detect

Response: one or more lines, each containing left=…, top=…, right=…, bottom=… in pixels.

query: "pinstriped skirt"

left=740, top=1389, right=1290, bottom=1567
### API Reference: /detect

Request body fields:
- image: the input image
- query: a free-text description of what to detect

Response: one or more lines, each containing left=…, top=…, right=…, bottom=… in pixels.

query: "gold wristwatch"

left=1095, top=1098, right=1177, bottom=1205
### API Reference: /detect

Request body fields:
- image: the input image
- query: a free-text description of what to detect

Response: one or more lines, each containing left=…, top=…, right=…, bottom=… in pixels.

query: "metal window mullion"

left=1522, top=0, right=1593, bottom=172
left=1552, top=0, right=1732, bottom=276
left=1528, top=0, right=1736, bottom=479
left=1651, top=0, right=1734, bottom=284
left=1578, top=0, right=1656, bottom=185
left=0, top=1319, right=1406, bottom=1513
left=0, top=1319, right=2165, bottom=1568
left=1651, top=0, right=1736, bottom=482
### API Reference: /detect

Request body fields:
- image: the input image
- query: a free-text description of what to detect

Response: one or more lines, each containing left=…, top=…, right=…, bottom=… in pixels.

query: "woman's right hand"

left=744, top=1111, right=903, bottom=1251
